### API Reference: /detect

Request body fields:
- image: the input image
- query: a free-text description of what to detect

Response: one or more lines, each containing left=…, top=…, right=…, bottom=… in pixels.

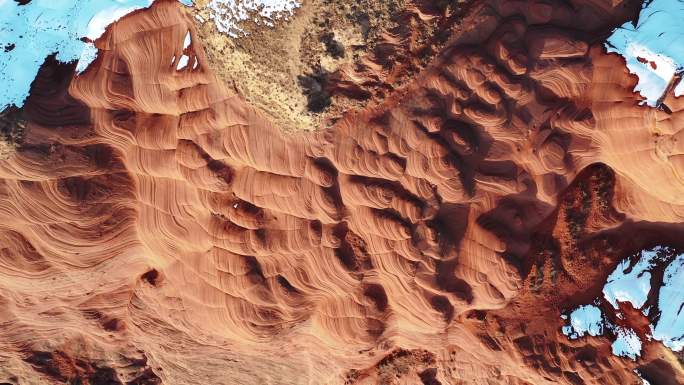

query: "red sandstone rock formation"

left=1, top=0, right=684, bottom=384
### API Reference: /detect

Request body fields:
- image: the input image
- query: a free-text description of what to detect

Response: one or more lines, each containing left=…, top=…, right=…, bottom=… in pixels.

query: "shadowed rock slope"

left=1, top=0, right=684, bottom=384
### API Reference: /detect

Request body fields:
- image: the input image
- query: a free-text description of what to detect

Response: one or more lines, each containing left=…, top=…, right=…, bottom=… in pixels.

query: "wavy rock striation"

left=1, top=0, right=684, bottom=384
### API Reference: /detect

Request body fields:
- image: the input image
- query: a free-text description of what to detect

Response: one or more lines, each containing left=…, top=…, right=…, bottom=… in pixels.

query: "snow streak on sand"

left=207, top=0, right=301, bottom=37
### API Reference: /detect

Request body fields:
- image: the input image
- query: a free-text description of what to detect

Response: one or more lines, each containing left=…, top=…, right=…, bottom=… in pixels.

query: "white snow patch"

left=614, top=42, right=678, bottom=106
left=626, top=43, right=677, bottom=83
left=611, top=326, right=642, bottom=360
left=85, top=6, right=142, bottom=41
left=603, top=248, right=661, bottom=310
left=675, top=78, right=684, bottom=98
left=183, top=31, right=192, bottom=50
left=562, top=305, right=604, bottom=339
left=207, top=0, right=301, bottom=37
left=76, top=43, right=99, bottom=73
left=176, top=54, right=190, bottom=70
left=652, top=252, right=684, bottom=351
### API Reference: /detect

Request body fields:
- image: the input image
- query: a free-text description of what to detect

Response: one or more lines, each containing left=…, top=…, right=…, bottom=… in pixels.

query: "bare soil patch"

left=190, top=0, right=467, bottom=131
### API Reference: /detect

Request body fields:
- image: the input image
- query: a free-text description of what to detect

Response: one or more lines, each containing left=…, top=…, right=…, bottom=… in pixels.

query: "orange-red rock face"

left=2, top=0, right=684, bottom=384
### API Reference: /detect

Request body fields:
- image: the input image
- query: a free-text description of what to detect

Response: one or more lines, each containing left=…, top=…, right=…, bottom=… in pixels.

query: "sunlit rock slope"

left=2, top=0, right=684, bottom=384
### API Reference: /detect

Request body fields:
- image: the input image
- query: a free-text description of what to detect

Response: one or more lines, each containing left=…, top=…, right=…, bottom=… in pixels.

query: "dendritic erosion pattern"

left=1, top=1, right=683, bottom=385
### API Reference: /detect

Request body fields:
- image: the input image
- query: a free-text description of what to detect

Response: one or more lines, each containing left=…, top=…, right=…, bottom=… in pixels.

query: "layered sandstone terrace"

left=2, top=0, right=684, bottom=384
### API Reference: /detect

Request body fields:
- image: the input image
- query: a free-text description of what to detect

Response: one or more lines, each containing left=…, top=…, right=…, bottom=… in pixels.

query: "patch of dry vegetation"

left=190, top=0, right=407, bottom=131
left=0, top=106, right=25, bottom=159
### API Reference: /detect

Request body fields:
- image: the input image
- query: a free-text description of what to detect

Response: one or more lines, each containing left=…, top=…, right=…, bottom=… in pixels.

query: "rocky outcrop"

left=0, top=0, right=683, bottom=384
